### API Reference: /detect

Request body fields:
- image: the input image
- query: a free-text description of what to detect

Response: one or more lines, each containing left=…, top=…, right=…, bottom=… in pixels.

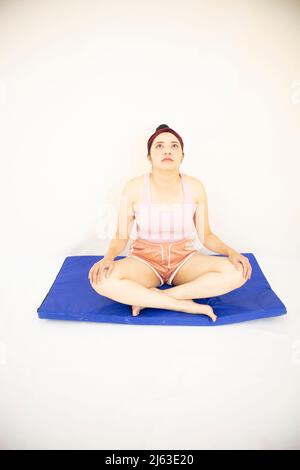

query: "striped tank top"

left=133, top=171, right=197, bottom=243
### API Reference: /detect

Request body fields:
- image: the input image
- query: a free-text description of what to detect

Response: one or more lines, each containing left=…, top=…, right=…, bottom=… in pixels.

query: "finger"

left=234, top=259, right=244, bottom=273
left=100, top=266, right=107, bottom=282
left=234, top=261, right=241, bottom=272
left=107, top=265, right=114, bottom=277
left=239, top=258, right=247, bottom=278
left=93, top=268, right=99, bottom=284
left=245, top=261, right=251, bottom=279
left=248, top=265, right=252, bottom=279
left=245, top=263, right=249, bottom=279
left=243, top=260, right=250, bottom=278
left=241, top=260, right=248, bottom=279
left=244, top=262, right=249, bottom=279
left=245, top=260, right=251, bottom=279
left=232, top=261, right=240, bottom=272
left=102, top=266, right=109, bottom=280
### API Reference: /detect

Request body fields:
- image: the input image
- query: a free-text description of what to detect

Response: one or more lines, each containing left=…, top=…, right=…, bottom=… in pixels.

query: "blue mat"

left=37, top=253, right=287, bottom=326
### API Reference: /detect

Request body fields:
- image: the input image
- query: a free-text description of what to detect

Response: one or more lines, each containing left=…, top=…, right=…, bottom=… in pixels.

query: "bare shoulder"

left=121, top=174, right=144, bottom=203
left=183, top=174, right=206, bottom=203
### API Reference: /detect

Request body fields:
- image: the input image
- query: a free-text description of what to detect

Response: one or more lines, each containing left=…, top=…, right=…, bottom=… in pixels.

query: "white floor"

left=1, top=253, right=299, bottom=450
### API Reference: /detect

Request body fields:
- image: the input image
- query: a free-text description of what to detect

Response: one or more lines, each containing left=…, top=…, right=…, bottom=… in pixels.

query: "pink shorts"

left=128, top=237, right=198, bottom=286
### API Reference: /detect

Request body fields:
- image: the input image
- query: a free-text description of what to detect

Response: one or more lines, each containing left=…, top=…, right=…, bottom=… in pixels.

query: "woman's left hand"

left=227, top=249, right=252, bottom=280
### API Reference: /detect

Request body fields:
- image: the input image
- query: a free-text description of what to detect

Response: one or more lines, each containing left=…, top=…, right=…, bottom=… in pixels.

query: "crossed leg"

left=90, top=256, right=216, bottom=320
left=133, top=251, right=248, bottom=316
left=164, top=251, right=248, bottom=299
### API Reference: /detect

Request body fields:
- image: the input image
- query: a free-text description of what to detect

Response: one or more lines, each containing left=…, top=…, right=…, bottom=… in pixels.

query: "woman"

left=89, top=124, right=252, bottom=322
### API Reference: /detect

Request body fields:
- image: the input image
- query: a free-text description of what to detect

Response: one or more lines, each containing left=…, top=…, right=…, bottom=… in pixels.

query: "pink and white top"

left=134, top=171, right=197, bottom=243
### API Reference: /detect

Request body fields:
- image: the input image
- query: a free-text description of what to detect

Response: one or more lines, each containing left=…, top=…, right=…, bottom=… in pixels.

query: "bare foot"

left=131, top=288, right=157, bottom=316
left=132, top=305, right=144, bottom=316
left=132, top=288, right=217, bottom=322
left=185, top=300, right=217, bottom=322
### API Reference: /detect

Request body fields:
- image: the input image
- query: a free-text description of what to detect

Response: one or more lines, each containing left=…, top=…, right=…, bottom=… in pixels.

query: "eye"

left=156, top=143, right=179, bottom=149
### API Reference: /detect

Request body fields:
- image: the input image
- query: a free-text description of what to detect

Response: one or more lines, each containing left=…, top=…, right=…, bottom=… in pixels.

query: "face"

left=147, top=132, right=184, bottom=169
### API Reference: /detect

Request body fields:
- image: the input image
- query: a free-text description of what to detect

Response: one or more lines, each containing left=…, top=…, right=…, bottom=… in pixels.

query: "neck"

left=150, top=168, right=181, bottom=189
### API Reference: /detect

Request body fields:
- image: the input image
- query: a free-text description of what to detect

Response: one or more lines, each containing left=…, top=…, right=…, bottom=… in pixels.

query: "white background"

left=0, top=0, right=299, bottom=449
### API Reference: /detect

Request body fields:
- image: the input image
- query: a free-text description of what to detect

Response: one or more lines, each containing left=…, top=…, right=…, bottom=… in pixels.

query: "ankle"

left=170, top=298, right=191, bottom=311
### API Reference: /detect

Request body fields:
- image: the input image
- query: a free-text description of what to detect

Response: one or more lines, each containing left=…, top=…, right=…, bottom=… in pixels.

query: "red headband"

left=147, top=126, right=184, bottom=155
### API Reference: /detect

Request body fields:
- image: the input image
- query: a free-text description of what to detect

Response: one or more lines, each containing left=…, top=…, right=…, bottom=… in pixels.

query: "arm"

left=105, top=180, right=135, bottom=260
left=203, top=233, right=236, bottom=257
left=193, top=180, right=236, bottom=256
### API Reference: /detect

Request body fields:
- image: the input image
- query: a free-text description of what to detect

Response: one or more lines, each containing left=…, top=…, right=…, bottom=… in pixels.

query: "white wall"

left=1, top=0, right=299, bottom=263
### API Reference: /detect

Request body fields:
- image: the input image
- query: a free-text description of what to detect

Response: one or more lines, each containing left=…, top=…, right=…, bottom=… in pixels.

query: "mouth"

left=162, top=158, right=174, bottom=162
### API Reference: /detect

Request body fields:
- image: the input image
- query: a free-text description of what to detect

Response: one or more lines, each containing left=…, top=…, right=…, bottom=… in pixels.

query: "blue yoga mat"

left=37, top=253, right=287, bottom=326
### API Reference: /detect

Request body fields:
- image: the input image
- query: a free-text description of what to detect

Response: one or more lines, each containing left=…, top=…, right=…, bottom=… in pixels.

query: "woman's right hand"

left=88, top=257, right=115, bottom=285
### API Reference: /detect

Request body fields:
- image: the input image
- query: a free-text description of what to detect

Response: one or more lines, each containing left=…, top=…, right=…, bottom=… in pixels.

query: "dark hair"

left=156, top=124, right=170, bottom=131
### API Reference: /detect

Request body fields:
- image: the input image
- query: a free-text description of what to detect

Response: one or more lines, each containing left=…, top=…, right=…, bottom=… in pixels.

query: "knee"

left=232, top=263, right=248, bottom=287
left=90, top=272, right=120, bottom=295
left=90, top=277, right=107, bottom=295
left=223, top=261, right=247, bottom=287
